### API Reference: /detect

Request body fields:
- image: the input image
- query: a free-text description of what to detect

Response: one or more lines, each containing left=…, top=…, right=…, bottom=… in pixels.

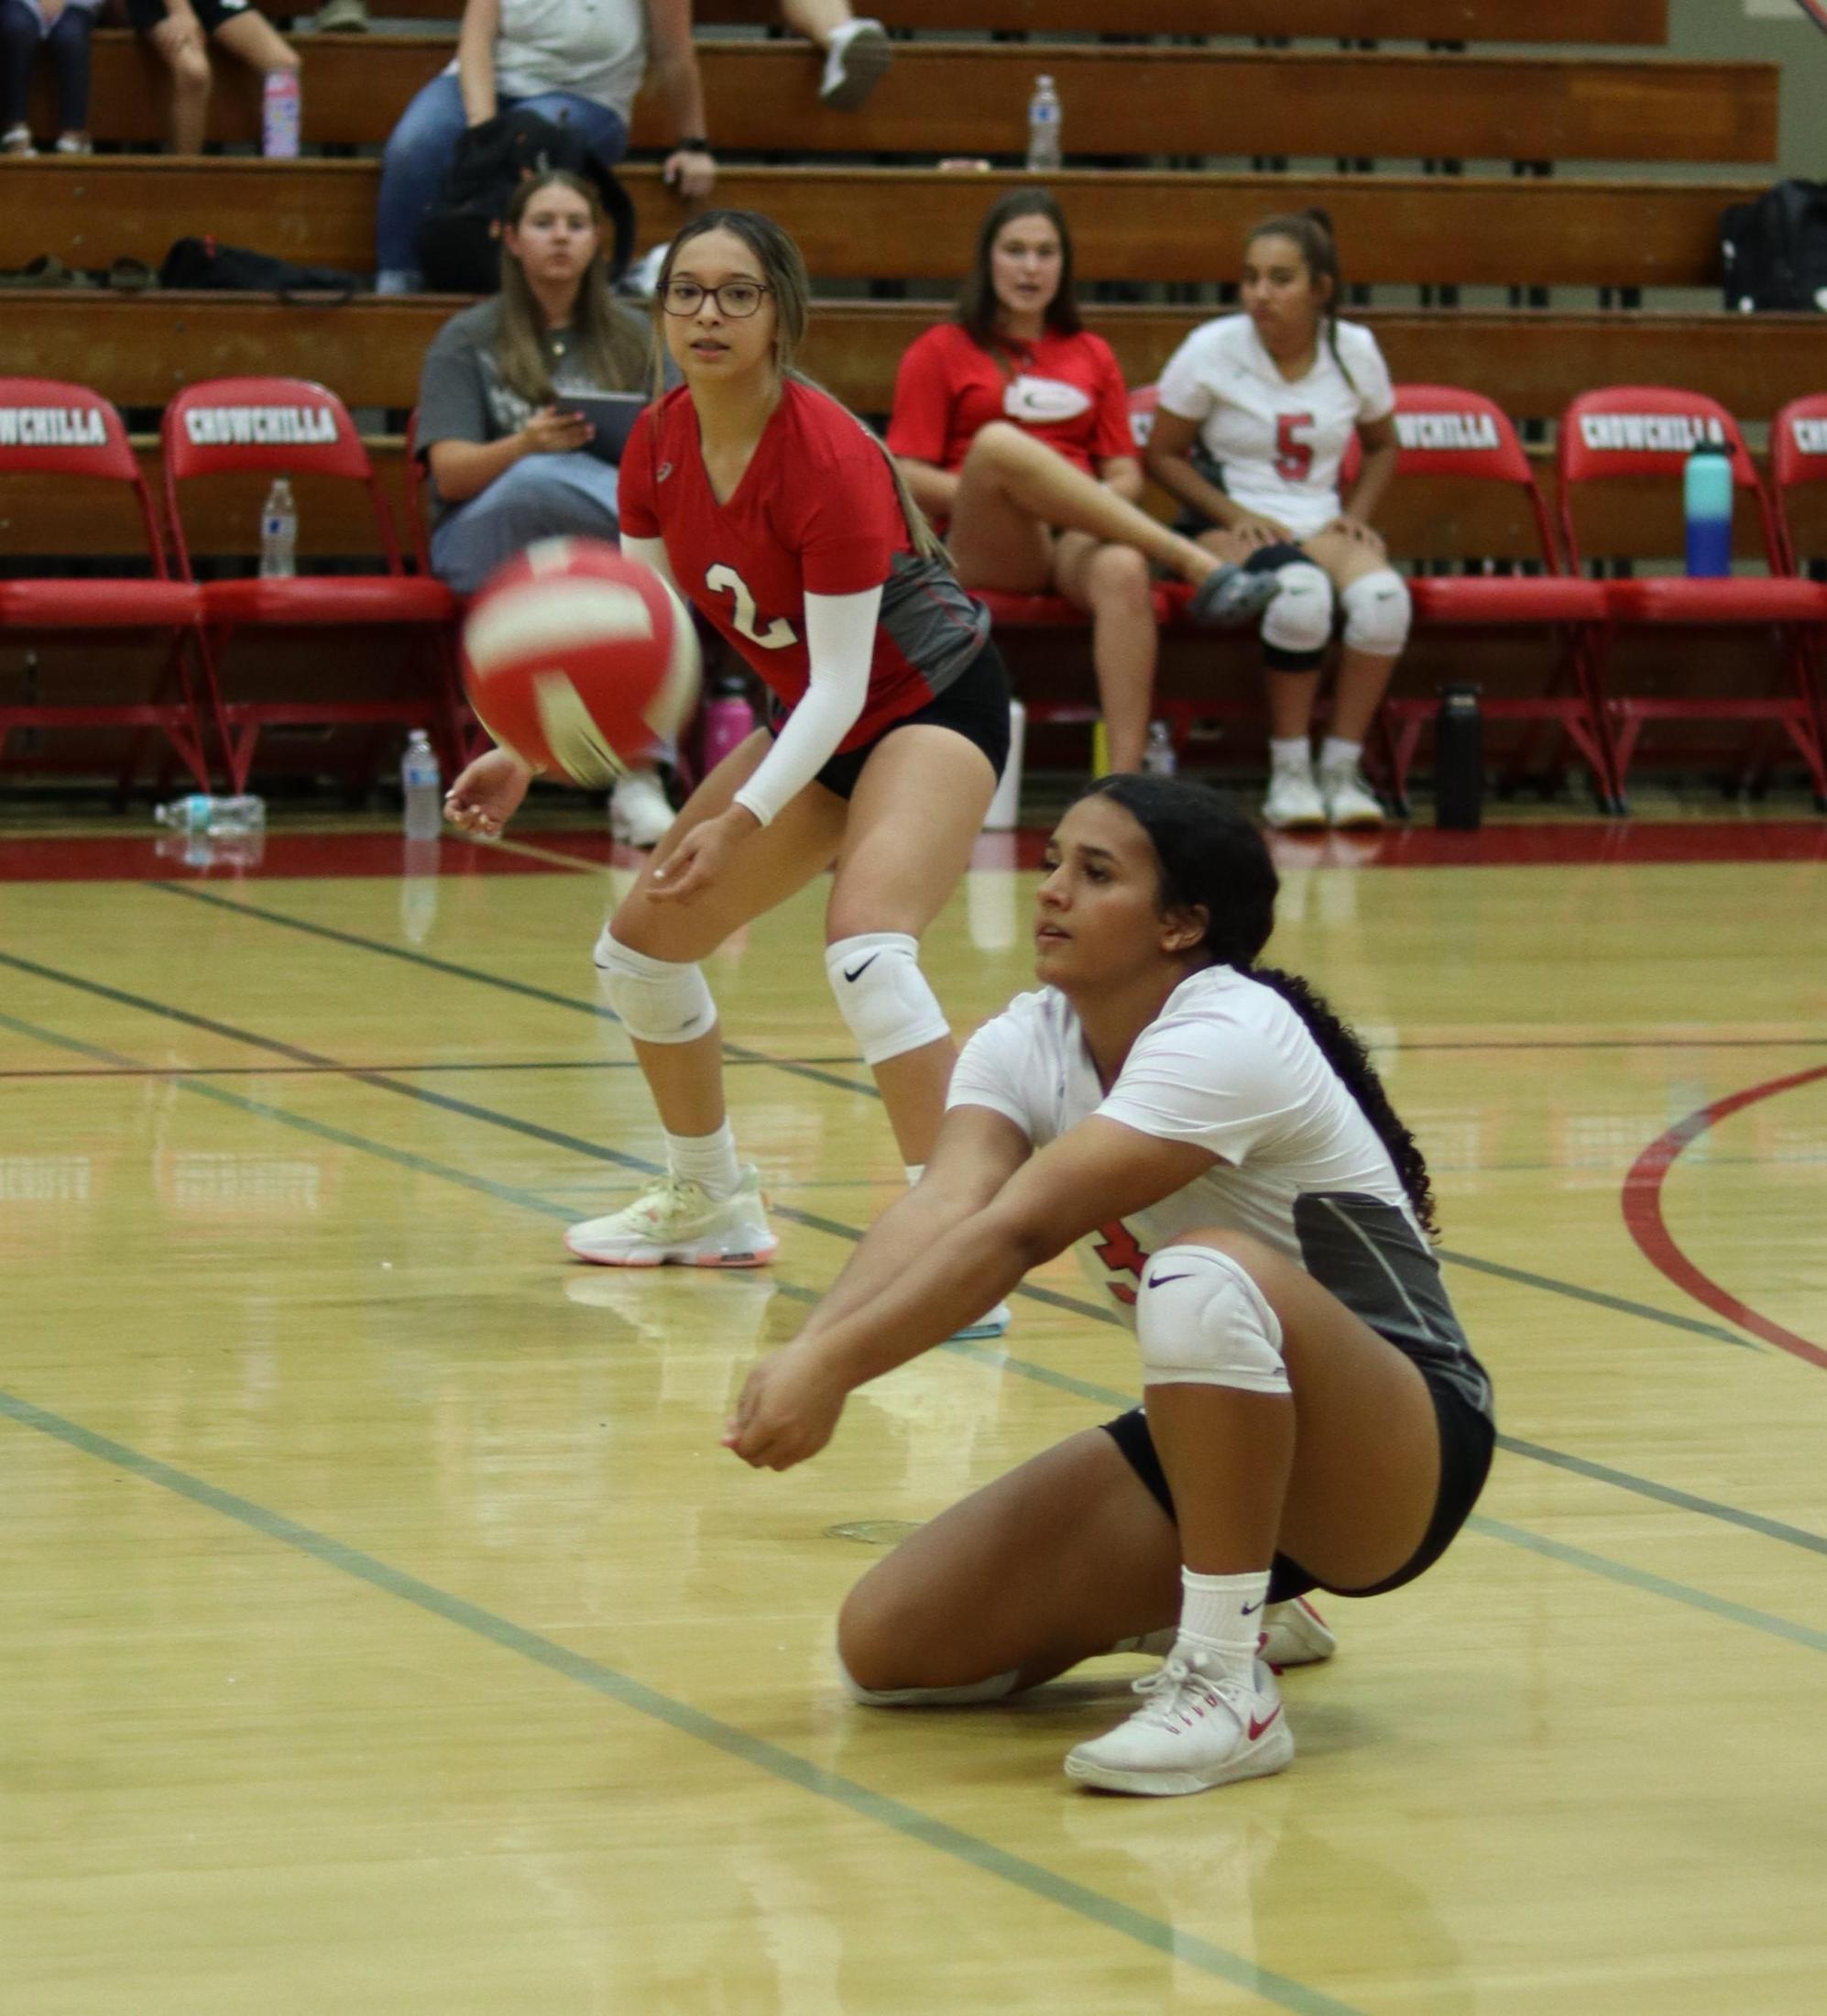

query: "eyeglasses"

left=661, top=279, right=772, bottom=319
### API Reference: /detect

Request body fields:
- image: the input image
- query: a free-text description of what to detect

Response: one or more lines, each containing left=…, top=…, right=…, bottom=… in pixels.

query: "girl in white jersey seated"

left=1145, top=210, right=1408, bottom=831
left=726, top=776, right=1494, bottom=1797
left=445, top=211, right=1014, bottom=1338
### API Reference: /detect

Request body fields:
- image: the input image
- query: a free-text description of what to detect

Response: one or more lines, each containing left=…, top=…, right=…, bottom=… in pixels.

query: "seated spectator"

left=889, top=190, right=1258, bottom=774
left=376, top=0, right=715, bottom=296
left=124, top=0, right=299, bottom=158
left=1144, top=210, right=1407, bottom=830
left=781, top=0, right=891, bottom=108
left=1, top=0, right=98, bottom=154
left=417, top=169, right=673, bottom=847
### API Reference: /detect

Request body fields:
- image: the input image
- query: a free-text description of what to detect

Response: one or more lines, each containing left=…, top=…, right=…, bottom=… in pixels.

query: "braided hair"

left=1245, top=207, right=1355, bottom=393
left=1081, top=774, right=1439, bottom=1236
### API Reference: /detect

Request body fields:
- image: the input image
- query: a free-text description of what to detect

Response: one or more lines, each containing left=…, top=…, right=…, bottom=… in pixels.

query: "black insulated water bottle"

left=1434, top=685, right=1483, bottom=830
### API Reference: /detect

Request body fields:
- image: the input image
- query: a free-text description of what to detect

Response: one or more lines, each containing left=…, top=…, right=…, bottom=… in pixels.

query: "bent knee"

left=1084, top=542, right=1153, bottom=605
left=172, top=46, right=213, bottom=88
left=836, top=1578, right=909, bottom=1693
left=962, top=421, right=1032, bottom=472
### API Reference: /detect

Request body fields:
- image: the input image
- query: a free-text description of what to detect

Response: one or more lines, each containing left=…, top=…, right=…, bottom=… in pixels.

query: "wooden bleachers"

left=253, top=0, right=1670, bottom=45
left=46, top=34, right=1774, bottom=164
left=0, top=159, right=1763, bottom=290
left=6, top=294, right=1822, bottom=433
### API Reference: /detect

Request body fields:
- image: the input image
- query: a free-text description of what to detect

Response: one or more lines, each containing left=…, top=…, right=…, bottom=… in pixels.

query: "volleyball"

left=461, top=540, right=702, bottom=785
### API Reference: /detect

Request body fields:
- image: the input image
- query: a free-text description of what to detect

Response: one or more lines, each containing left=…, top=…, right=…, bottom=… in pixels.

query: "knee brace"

left=825, top=933, right=949, bottom=1067
left=1259, top=561, right=1335, bottom=669
left=1339, top=566, right=1412, bottom=657
left=1134, top=1244, right=1290, bottom=1396
left=592, top=925, right=717, bottom=1045
left=837, top=1649, right=1020, bottom=1706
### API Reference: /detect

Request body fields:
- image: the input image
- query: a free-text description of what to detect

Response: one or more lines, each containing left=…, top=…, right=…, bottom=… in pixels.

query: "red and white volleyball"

left=461, top=539, right=702, bottom=785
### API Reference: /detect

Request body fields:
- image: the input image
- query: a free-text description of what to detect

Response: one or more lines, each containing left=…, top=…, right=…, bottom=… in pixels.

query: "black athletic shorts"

left=127, top=0, right=252, bottom=36
left=1101, top=1364, right=1494, bottom=1605
left=767, top=638, right=1011, bottom=803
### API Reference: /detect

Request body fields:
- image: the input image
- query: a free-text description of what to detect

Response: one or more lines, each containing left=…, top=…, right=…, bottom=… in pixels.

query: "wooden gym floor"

left=2, top=807, right=1824, bottom=2013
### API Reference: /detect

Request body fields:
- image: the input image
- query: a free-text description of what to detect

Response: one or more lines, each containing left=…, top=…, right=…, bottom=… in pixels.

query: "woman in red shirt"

left=890, top=191, right=1269, bottom=772
left=445, top=211, right=1012, bottom=1321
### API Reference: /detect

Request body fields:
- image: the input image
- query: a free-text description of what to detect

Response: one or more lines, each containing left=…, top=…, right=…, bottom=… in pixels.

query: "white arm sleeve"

left=731, top=586, right=880, bottom=827
left=619, top=532, right=680, bottom=595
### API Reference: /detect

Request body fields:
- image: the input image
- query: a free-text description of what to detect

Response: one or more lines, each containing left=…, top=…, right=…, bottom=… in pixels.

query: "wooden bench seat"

left=250, top=0, right=1670, bottom=46
left=43, top=34, right=1771, bottom=164
left=5, top=294, right=1821, bottom=431
left=0, top=159, right=1762, bottom=290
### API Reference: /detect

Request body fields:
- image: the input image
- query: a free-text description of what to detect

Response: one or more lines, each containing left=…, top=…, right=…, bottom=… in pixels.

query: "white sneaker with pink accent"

left=1065, top=1650, right=1293, bottom=1796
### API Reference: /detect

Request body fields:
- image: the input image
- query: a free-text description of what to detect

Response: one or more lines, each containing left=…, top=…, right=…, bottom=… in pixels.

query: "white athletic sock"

left=1318, top=736, right=1363, bottom=772
left=1176, top=1566, right=1272, bottom=1681
left=1269, top=736, right=1314, bottom=774
left=664, top=1122, right=741, bottom=1201
left=903, top=1162, right=925, bottom=1188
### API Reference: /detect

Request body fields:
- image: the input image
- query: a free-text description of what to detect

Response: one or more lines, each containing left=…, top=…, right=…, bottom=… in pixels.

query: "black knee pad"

left=1243, top=541, right=1311, bottom=575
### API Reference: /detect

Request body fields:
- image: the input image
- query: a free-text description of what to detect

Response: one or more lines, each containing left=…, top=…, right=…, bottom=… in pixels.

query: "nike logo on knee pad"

left=1145, top=1271, right=1195, bottom=1288
left=842, top=955, right=881, bottom=982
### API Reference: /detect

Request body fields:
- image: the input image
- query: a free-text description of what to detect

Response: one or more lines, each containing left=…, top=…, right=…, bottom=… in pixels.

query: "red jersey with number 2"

left=619, top=380, right=988, bottom=753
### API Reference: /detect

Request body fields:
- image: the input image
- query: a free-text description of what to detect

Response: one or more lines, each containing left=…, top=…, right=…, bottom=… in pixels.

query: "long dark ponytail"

left=1082, top=775, right=1439, bottom=1236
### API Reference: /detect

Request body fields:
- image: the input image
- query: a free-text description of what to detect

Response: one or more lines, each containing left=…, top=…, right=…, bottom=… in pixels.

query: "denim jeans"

left=0, top=0, right=93, bottom=132
left=375, top=76, right=629, bottom=289
left=429, top=453, right=622, bottom=597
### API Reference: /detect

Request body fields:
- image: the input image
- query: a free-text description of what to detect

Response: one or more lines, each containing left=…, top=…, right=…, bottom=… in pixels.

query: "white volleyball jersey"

left=1154, top=314, right=1395, bottom=540
left=948, top=966, right=1491, bottom=1418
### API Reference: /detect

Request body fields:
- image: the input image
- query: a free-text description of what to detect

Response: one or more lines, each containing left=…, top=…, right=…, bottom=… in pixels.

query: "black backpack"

left=1720, top=180, right=1827, bottom=312
left=159, top=236, right=361, bottom=298
left=416, top=108, right=637, bottom=295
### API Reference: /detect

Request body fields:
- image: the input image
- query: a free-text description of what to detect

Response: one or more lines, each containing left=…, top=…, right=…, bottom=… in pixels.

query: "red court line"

left=4, top=819, right=1826, bottom=882
left=1622, top=1065, right=1827, bottom=1371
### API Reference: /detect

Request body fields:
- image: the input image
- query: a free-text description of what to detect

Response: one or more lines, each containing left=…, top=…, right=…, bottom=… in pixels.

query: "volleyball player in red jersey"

left=446, top=211, right=1012, bottom=1313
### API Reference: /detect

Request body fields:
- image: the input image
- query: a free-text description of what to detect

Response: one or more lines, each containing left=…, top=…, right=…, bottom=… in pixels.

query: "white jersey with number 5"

left=1154, top=313, right=1395, bottom=541
left=947, top=965, right=1492, bottom=1419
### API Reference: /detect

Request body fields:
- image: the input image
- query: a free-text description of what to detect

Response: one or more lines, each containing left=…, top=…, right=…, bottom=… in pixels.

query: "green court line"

left=1467, top=1515, right=1827, bottom=1653
left=152, top=881, right=880, bottom=1103
left=9, top=951, right=1823, bottom=1574
left=0, top=1384, right=1362, bottom=2016
left=1434, top=1247, right=1757, bottom=1352
left=147, top=881, right=1770, bottom=1360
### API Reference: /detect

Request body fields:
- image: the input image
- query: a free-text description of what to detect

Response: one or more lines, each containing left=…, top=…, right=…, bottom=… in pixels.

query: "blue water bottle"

left=1682, top=440, right=1734, bottom=577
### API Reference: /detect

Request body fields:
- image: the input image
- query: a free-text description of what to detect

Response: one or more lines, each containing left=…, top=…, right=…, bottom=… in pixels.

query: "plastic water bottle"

left=983, top=699, right=1026, bottom=831
left=1026, top=75, right=1061, bottom=173
left=154, top=793, right=267, bottom=837
left=1142, top=720, right=1176, bottom=776
left=259, top=477, right=297, bottom=578
left=401, top=729, right=443, bottom=840
left=700, top=674, right=758, bottom=774
left=261, top=71, right=301, bottom=159
left=1433, top=685, right=1483, bottom=830
left=1682, top=440, right=1734, bottom=578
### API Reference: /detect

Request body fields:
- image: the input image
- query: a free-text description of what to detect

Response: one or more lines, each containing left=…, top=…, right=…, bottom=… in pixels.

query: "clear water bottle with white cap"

left=258, top=477, right=297, bottom=578
left=400, top=729, right=443, bottom=841
left=1026, top=75, right=1062, bottom=172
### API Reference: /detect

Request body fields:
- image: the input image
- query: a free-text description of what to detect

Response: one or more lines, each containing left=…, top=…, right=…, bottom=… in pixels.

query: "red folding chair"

left=0, top=378, right=223, bottom=793
left=1558, top=386, right=1827, bottom=810
left=161, top=377, right=463, bottom=793
left=1376, top=384, right=1615, bottom=813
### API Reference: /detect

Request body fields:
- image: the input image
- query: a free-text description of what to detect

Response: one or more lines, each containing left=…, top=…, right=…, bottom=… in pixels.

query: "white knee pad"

left=1260, top=561, right=1335, bottom=662
left=824, top=933, right=950, bottom=1067
left=1339, top=566, right=1412, bottom=657
left=837, top=1649, right=1020, bottom=1706
left=592, top=925, right=716, bottom=1045
left=1134, top=1244, right=1290, bottom=1395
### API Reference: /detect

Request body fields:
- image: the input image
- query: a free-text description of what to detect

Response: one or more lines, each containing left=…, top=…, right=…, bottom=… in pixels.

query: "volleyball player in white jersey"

left=725, top=776, right=1493, bottom=1796
left=1145, top=210, right=1409, bottom=831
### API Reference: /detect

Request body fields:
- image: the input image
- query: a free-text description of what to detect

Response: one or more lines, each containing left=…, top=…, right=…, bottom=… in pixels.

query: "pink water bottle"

left=700, top=675, right=758, bottom=773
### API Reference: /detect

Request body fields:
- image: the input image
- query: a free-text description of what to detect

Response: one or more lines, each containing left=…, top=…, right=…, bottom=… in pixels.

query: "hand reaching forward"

left=724, top=1342, right=848, bottom=1472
